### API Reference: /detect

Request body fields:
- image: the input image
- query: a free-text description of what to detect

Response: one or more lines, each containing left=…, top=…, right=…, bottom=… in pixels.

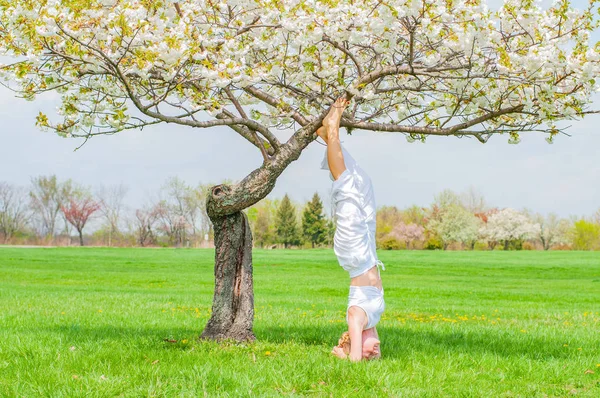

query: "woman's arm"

left=347, top=306, right=367, bottom=361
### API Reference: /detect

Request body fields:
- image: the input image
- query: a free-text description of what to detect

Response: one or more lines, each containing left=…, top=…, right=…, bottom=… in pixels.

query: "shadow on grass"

left=36, top=322, right=582, bottom=361
left=257, top=324, right=580, bottom=361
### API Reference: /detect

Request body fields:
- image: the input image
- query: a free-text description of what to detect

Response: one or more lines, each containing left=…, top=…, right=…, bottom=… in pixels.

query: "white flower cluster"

left=0, top=0, right=598, bottom=138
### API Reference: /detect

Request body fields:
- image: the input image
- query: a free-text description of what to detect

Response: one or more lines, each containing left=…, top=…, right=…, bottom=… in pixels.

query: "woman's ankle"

left=327, top=134, right=340, bottom=144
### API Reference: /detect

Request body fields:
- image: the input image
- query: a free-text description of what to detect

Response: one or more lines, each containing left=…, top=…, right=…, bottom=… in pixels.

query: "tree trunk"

left=197, top=118, right=323, bottom=341
left=78, top=230, right=84, bottom=246
left=201, top=209, right=255, bottom=342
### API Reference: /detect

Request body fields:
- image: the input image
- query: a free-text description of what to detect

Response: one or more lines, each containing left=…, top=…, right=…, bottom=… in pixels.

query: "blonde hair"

left=337, top=331, right=351, bottom=355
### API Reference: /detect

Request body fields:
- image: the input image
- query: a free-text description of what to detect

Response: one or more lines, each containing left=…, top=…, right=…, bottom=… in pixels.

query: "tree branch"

left=224, top=87, right=269, bottom=161
left=243, top=85, right=309, bottom=126
left=341, top=105, right=526, bottom=136
left=322, top=35, right=363, bottom=76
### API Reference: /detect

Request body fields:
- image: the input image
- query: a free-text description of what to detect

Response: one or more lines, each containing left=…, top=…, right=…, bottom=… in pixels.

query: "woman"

left=317, top=97, right=385, bottom=361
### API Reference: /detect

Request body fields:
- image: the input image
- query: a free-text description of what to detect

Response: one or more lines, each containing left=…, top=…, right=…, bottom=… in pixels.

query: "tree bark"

left=201, top=203, right=255, bottom=341
left=78, top=229, right=84, bottom=246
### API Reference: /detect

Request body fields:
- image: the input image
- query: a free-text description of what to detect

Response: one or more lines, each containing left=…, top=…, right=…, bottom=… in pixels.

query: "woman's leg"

left=317, top=97, right=350, bottom=180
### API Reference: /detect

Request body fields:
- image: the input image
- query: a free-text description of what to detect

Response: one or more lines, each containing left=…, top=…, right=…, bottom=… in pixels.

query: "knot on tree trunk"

left=206, top=184, right=235, bottom=219
left=211, top=184, right=231, bottom=198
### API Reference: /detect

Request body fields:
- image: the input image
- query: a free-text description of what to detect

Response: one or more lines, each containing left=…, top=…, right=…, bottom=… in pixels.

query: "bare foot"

left=316, top=125, right=328, bottom=141
left=323, top=97, right=350, bottom=132
left=331, top=346, right=348, bottom=359
left=362, top=337, right=381, bottom=360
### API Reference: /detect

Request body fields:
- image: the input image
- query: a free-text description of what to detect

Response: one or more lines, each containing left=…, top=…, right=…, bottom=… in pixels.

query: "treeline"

left=247, top=188, right=600, bottom=251
left=0, top=176, right=215, bottom=247
left=374, top=189, right=600, bottom=251
left=1, top=177, right=600, bottom=250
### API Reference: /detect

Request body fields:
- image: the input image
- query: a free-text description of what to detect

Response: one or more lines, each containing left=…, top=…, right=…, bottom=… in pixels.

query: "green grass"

left=0, top=248, right=599, bottom=397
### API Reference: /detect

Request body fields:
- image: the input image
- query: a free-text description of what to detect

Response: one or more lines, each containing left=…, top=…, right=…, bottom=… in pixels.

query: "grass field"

left=0, top=248, right=599, bottom=397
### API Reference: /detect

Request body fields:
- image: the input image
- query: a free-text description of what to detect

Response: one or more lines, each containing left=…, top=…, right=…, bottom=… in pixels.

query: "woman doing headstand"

left=317, top=97, right=385, bottom=362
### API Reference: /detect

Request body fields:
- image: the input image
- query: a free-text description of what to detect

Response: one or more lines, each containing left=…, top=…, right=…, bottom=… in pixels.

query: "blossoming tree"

left=2, top=0, right=599, bottom=341
left=479, top=208, right=540, bottom=250
left=61, top=195, right=101, bottom=246
left=390, top=222, right=424, bottom=249
left=428, top=204, right=481, bottom=249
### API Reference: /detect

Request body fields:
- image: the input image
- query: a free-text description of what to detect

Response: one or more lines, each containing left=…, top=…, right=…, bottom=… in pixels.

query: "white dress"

left=321, top=146, right=385, bottom=278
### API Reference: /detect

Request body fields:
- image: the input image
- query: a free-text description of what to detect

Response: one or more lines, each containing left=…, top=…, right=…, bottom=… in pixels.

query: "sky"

left=1, top=0, right=599, bottom=219
left=1, top=87, right=599, bottom=219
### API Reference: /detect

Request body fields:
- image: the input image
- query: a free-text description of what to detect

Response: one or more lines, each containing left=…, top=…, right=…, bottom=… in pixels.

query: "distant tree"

left=153, top=199, right=186, bottom=247
left=253, top=206, right=274, bottom=248
left=161, top=178, right=196, bottom=243
left=570, top=219, right=600, bottom=251
left=58, top=179, right=78, bottom=237
left=460, top=187, right=487, bottom=214
left=135, top=206, right=159, bottom=247
left=428, top=204, right=480, bottom=250
left=531, top=212, right=570, bottom=250
left=29, top=175, right=62, bottom=239
left=247, top=199, right=278, bottom=248
left=302, top=193, right=327, bottom=248
left=376, top=206, right=404, bottom=242
left=61, top=193, right=100, bottom=246
left=195, top=183, right=214, bottom=241
left=475, top=208, right=499, bottom=249
left=275, top=194, right=300, bottom=248
left=390, top=222, right=425, bottom=249
left=325, top=218, right=336, bottom=247
left=433, top=189, right=462, bottom=210
left=402, top=205, right=427, bottom=227
left=246, top=207, right=259, bottom=226
left=480, top=208, right=539, bottom=250
left=0, top=182, right=30, bottom=243
left=97, top=184, right=128, bottom=247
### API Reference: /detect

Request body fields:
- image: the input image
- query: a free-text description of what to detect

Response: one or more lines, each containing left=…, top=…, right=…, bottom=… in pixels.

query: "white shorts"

left=347, top=285, right=385, bottom=330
